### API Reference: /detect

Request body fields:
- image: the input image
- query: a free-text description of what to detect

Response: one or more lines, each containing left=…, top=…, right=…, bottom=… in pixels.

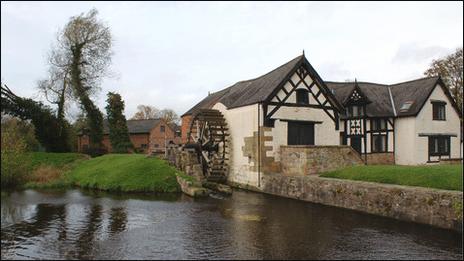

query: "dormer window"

left=347, top=105, right=364, bottom=117
left=296, top=89, right=309, bottom=104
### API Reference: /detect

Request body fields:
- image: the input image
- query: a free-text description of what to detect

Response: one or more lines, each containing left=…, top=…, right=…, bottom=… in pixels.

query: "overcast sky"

left=2, top=1, right=463, bottom=121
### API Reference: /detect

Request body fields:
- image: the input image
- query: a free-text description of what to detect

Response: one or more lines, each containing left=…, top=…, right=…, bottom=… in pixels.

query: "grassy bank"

left=24, top=153, right=181, bottom=193
left=320, top=164, right=463, bottom=191
left=29, top=152, right=88, bottom=169
left=68, top=154, right=180, bottom=192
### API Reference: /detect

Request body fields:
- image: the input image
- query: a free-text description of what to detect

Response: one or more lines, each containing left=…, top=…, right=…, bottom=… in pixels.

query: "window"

left=399, top=101, right=414, bottom=112
left=347, top=105, right=364, bottom=117
left=432, top=102, right=446, bottom=120
left=160, top=125, right=165, bottom=132
left=154, top=144, right=159, bottom=148
left=296, top=89, right=309, bottom=104
left=429, top=136, right=450, bottom=156
left=141, top=144, right=147, bottom=149
left=371, top=119, right=386, bottom=131
left=175, top=130, right=181, bottom=137
left=372, top=134, right=387, bottom=152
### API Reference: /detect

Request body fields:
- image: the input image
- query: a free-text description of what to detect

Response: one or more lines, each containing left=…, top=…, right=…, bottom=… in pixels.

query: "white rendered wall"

left=395, top=85, right=461, bottom=165
left=414, top=84, right=461, bottom=163
left=212, top=102, right=260, bottom=187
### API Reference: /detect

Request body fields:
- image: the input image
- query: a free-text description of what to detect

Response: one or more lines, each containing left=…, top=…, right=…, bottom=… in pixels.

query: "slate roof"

left=183, top=54, right=457, bottom=119
left=103, top=119, right=161, bottom=134
left=327, top=81, right=395, bottom=117
left=327, top=76, right=445, bottom=118
left=182, top=55, right=342, bottom=116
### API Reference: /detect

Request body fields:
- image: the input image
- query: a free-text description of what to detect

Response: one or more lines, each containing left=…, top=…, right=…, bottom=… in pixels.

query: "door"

left=288, top=121, right=314, bottom=145
left=350, top=136, right=362, bottom=154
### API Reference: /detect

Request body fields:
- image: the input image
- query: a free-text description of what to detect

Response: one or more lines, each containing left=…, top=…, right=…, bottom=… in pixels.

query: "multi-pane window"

left=160, top=125, right=165, bottom=132
left=432, top=102, right=446, bottom=120
left=371, top=119, right=386, bottom=131
left=429, top=136, right=450, bottom=156
left=347, top=105, right=364, bottom=117
left=141, top=144, right=147, bottom=149
left=296, top=89, right=309, bottom=104
left=372, top=134, right=387, bottom=152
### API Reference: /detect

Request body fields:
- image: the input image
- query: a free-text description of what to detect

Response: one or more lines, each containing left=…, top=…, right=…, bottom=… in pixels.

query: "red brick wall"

left=77, top=135, right=90, bottom=152
left=148, top=119, right=179, bottom=154
left=77, top=119, right=181, bottom=154
left=181, top=115, right=192, bottom=144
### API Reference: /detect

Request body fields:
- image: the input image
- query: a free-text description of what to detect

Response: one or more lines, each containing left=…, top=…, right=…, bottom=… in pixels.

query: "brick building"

left=77, top=119, right=181, bottom=154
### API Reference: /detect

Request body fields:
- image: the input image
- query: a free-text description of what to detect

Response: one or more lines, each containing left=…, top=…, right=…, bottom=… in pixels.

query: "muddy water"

left=1, top=189, right=462, bottom=260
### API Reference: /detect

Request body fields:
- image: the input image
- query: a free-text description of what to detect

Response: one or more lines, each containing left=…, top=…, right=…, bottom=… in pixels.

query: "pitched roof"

left=327, top=81, right=395, bottom=117
left=103, top=119, right=161, bottom=134
left=327, top=76, right=450, bottom=118
left=183, top=55, right=318, bottom=116
left=389, top=76, right=440, bottom=117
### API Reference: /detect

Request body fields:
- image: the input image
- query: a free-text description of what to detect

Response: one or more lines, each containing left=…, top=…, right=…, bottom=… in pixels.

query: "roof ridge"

left=126, top=118, right=160, bottom=121
left=388, top=76, right=439, bottom=86
left=326, top=76, right=439, bottom=87
left=229, top=55, right=304, bottom=86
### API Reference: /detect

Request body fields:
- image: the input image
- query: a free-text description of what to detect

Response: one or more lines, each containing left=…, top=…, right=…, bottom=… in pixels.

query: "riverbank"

left=25, top=153, right=181, bottom=193
left=320, top=164, right=463, bottom=191
left=233, top=173, right=463, bottom=232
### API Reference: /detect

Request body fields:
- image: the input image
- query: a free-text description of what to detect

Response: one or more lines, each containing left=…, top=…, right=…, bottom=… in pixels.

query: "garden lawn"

left=320, top=164, right=463, bottom=191
left=67, top=154, right=181, bottom=193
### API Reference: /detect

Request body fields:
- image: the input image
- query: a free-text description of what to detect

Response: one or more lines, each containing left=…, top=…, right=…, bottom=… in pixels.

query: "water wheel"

left=186, top=109, right=229, bottom=183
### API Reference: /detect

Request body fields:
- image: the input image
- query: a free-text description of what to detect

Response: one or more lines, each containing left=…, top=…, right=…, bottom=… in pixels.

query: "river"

left=1, top=189, right=462, bottom=260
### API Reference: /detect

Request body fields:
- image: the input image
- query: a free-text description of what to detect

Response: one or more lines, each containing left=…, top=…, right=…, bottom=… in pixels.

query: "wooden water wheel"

left=186, top=109, right=229, bottom=183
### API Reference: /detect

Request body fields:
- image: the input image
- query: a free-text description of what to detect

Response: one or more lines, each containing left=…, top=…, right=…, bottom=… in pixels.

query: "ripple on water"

left=1, top=189, right=462, bottom=260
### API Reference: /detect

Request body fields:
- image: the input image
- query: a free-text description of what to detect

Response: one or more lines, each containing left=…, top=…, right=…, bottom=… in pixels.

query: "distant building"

left=77, top=119, right=181, bottom=154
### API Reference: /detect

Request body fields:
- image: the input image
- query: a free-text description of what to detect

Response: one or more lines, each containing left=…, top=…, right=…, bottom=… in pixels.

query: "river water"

left=1, top=189, right=462, bottom=260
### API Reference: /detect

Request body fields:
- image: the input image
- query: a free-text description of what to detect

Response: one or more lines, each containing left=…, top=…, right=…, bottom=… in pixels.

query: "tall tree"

left=131, top=105, right=159, bottom=120
left=57, top=8, right=113, bottom=151
left=105, top=92, right=133, bottom=153
left=424, top=47, right=463, bottom=115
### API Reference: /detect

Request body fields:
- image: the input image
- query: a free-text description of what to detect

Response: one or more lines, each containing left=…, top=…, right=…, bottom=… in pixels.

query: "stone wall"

left=280, top=145, right=363, bottom=175
left=439, top=158, right=463, bottom=165
left=243, top=174, right=462, bottom=231
left=366, top=152, right=395, bottom=165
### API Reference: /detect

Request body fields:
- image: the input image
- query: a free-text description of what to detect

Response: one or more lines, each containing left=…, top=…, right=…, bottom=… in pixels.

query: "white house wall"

left=395, top=84, right=461, bottom=165
left=414, top=84, right=461, bottom=163
left=212, top=102, right=260, bottom=187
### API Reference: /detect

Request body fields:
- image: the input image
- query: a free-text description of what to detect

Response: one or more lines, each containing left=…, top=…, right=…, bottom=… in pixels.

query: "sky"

left=1, top=1, right=463, bottom=121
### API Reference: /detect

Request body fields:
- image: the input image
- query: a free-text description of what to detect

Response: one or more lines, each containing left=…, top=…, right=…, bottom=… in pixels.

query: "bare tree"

left=159, top=108, right=179, bottom=124
left=131, top=105, right=160, bottom=120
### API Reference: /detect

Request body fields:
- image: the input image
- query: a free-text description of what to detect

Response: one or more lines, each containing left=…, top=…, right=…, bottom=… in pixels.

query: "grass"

left=320, top=164, right=463, bottom=191
left=28, top=152, right=88, bottom=169
left=67, top=154, right=181, bottom=193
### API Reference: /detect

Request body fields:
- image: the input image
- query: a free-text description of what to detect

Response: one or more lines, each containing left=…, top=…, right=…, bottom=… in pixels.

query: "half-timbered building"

left=181, top=54, right=461, bottom=186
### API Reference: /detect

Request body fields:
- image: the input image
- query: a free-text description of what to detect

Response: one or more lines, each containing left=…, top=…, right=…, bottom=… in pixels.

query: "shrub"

left=1, top=125, right=31, bottom=188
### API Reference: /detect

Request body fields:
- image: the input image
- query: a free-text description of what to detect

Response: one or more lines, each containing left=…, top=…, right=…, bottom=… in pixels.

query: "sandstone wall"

left=280, top=145, right=363, bottom=175
left=237, top=174, right=462, bottom=231
left=366, top=152, right=395, bottom=165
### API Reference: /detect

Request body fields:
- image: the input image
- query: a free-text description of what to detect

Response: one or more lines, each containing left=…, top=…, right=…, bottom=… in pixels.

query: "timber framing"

left=262, top=57, right=341, bottom=129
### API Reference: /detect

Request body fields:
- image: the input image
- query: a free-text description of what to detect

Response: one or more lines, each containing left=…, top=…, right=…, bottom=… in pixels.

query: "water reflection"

left=1, top=189, right=462, bottom=260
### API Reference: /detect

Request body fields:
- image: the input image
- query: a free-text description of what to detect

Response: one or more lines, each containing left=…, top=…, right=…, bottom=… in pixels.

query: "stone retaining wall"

left=280, top=145, right=363, bottom=175
left=366, top=152, right=395, bottom=165
left=249, top=174, right=462, bottom=231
